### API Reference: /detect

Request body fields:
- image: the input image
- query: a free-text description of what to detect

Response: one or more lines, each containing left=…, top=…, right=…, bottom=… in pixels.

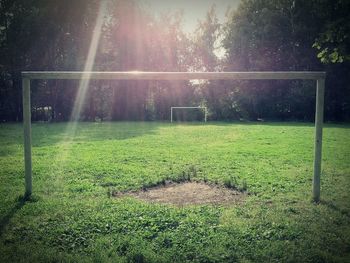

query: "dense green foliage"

left=0, top=0, right=349, bottom=122
left=222, top=0, right=350, bottom=121
left=0, top=122, right=349, bottom=262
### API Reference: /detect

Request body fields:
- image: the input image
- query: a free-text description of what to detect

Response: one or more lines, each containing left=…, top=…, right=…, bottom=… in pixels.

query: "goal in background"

left=170, top=106, right=207, bottom=123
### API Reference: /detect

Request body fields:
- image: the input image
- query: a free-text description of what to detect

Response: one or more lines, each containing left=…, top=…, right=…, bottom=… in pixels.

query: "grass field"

left=0, top=121, right=349, bottom=262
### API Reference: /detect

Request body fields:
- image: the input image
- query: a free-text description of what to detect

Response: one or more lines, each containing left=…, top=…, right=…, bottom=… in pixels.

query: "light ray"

left=70, top=0, right=108, bottom=122
left=43, top=1, right=108, bottom=194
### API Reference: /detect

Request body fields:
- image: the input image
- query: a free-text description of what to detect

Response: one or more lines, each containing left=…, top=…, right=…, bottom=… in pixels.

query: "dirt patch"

left=113, top=182, right=246, bottom=206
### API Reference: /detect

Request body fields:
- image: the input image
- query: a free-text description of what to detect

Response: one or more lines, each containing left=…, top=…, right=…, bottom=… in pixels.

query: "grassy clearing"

left=0, top=121, right=349, bottom=262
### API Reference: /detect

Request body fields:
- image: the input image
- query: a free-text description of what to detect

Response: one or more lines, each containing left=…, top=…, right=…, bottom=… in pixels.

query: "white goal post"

left=171, top=106, right=207, bottom=122
left=21, top=71, right=326, bottom=202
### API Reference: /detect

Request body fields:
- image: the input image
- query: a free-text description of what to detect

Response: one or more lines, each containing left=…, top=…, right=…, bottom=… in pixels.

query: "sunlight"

left=45, top=1, right=108, bottom=191
left=70, top=0, right=107, bottom=122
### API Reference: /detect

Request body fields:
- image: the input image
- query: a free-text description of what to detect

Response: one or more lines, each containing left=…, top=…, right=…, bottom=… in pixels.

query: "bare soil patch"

left=113, top=182, right=246, bottom=206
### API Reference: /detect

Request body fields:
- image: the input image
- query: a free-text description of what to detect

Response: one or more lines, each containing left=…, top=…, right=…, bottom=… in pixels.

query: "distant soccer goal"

left=170, top=106, right=207, bottom=123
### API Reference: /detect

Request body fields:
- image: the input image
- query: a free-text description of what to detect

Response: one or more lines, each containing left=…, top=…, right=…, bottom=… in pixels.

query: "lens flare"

left=44, top=1, right=108, bottom=194
left=70, top=1, right=107, bottom=122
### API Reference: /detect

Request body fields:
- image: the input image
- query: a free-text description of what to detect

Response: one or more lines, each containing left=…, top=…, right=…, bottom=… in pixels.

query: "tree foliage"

left=221, top=0, right=350, bottom=121
left=0, top=0, right=349, bottom=122
left=313, top=0, right=350, bottom=64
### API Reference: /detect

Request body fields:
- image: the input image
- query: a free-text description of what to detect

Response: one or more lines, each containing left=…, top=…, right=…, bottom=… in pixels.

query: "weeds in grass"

left=1, top=122, right=349, bottom=262
left=242, top=179, right=248, bottom=191
left=171, top=164, right=199, bottom=183
left=223, top=175, right=248, bottom=192
left=223, top=177, right=233, bottom=188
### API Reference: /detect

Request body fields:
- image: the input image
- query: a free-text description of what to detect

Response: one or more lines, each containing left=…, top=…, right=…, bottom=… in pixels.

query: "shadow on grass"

left=33, top=122, right=168, bottom=146
left=204, top=121, right=350, bottom=129
left=1, top=121, right=349, bottom=148
left=1, top=122, right=166, bottom=147
left=193, top=121, right=313, bottom=128
left=0, top=195, right=29, bottom=237
left=320, top=200, right=350, bottom=218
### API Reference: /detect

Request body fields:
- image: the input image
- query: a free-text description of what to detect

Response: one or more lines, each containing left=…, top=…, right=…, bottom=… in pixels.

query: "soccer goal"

left=21, top=71, right=325, bottom=202
left=170, top=106, right=207, bottom=123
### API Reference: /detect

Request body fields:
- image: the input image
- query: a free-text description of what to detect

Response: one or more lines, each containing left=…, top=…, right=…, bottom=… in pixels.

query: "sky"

left=139, top=0, right=241, bottom=33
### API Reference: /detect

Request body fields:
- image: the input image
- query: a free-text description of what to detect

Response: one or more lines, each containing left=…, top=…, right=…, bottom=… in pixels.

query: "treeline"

left=0, top=0, right=349, bottom=122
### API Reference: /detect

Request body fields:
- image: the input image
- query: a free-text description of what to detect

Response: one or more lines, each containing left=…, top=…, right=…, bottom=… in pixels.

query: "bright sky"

left=139, top=0, right=241, bottom=33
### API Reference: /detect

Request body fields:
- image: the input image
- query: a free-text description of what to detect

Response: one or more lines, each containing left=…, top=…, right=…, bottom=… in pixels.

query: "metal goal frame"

left=21, top=71, right=326, bottom=202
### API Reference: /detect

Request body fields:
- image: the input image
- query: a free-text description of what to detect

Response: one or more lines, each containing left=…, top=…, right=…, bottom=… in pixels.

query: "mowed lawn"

left=0, top=122, right=349, bottom=262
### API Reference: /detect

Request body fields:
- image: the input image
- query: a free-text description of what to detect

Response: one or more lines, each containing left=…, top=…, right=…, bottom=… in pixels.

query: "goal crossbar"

left=21, top=71, right=326, bottom=202
left=22, top=71, right=325, bottom=80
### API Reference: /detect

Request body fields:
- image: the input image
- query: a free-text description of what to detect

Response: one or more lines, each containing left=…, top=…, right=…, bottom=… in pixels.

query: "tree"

left=313, top=0, right=350, bottom=64
left=0, top=0, right=100, bottom=121
left=221, top=0, right=350, bottom=121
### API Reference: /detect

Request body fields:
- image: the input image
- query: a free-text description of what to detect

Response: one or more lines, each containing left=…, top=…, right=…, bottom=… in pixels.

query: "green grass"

left=0, top=121, right=349, bottom=262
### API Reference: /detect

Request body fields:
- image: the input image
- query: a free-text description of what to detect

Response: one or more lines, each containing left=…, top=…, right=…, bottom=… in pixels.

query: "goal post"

left=21, top=71, right=326, bottom=202
left=171, top=106, right=207, bottom=123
